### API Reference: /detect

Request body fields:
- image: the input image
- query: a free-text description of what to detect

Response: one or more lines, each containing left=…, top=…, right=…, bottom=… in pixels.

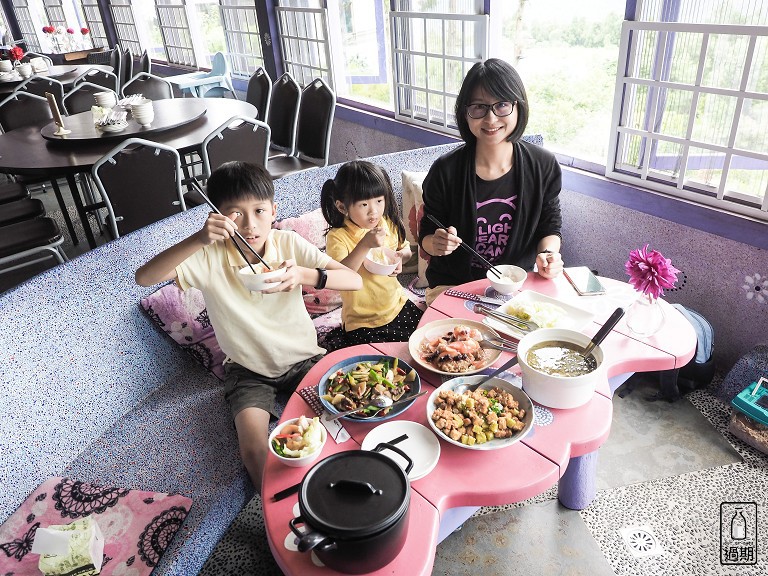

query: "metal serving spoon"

left=326, top=390, right=429, bottom=421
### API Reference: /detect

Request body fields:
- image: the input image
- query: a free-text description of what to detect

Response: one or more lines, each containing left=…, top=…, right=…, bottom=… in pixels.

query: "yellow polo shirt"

left=176, top=229, right=330, bottom=378
left=326, top=218, right=407, bottom=331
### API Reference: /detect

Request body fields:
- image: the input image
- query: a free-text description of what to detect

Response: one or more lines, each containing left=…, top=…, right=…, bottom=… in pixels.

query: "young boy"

left=136, top=161, right=362, bottom=493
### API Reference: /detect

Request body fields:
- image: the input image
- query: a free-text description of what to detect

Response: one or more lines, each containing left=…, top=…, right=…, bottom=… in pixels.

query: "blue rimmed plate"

left=318, top=354, right=421, bottom=422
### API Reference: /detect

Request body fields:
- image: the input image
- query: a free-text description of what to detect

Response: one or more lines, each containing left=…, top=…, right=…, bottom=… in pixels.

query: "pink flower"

left=81, top=27, right=89, bottom=35
left=66, top=27, right=75, bottom=34
left=625, top=244, right=680, bottom=299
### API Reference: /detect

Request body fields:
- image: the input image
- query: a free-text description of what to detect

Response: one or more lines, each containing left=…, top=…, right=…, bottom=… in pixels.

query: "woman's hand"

left=426, top=226, right=462, bottom=256
left=536, top=251, right=563, bottom=279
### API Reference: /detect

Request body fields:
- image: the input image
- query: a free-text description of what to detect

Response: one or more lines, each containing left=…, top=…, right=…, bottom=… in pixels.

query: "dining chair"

left=21, top=52, right=54, bottom=67
left=121, top=72, right=174, bottom=100
left=267, top=72, right=301, bottom=158
left=0, top=181, right=29, bottom=204
left=109, top=46, right=122, bottom=91
left=91, top=138, right=186, bottom=238
left=246, top=67, right=272, bottom=123
left=267, top=78, right=336, bottom=180
left=122, top=47, right=133, bottom=87
left=0, top=91, right=79, bottom=245
left=63, top=82, right=118, bottom=115
left=0, top=197, right=45, bottom=226
left=72, top=67, right=120, bottom=93
left=139, top=49, right=151, bottom=75
left=183, top=115, right=271, bottom=207
left=0, top=216, right=68, bottom=275
left=15, top=76, right=65, bottom=112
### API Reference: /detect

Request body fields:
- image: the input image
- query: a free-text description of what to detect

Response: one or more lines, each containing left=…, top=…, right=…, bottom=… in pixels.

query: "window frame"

left=607, top=20, right=768, bottom=222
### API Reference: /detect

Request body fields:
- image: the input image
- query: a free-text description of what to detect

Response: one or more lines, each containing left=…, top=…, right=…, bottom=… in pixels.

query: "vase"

left=625, top=293, right=665, bottom=337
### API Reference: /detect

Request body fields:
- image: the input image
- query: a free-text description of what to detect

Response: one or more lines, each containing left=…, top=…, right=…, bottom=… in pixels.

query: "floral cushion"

left=402, top=171, right=430, bottom=288
left=273, top=207, right=328, bottom=251
left=140, top=283, right=226, bottom=380
left=0, top=476, right=192, bottom=576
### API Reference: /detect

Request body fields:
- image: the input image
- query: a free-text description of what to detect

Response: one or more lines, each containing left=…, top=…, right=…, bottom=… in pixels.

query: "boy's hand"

left=261, top=259, right=298, bottom=294
left=198, top=212, right=238, bottom=245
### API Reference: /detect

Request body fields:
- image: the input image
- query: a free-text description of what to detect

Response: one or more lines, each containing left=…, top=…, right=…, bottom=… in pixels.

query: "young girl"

left=320, top=160, right=423, bottom=350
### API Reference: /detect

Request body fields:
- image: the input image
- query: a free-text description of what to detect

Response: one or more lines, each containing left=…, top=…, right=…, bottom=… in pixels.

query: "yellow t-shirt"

left=326, top=218, right=407, bottom=331
left=176, top=229, right=330, bottom=378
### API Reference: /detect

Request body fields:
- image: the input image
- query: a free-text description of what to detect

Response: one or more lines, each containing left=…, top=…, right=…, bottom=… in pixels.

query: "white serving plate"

left=408, top=318, right=502, bottom=376
left=482, top=290, right=595, bottom=339
left=361, top=420, right=440, bottom=480
left=426, top=375, right=533, bottom=451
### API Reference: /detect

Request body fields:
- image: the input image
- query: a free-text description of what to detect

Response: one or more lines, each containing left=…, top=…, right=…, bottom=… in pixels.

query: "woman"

left=418, top=58, right=563, bottom=305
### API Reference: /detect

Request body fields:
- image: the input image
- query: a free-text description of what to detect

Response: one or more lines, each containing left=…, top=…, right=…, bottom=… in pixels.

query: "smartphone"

left=564, top=266, right=605, bottom=296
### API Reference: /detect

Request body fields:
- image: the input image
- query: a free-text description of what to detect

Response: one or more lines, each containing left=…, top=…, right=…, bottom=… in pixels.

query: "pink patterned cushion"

left=273, top=207, right=327, bottom=250
left=140, top=284, right=226, bottom=380
left=0, top=476, right=192, bottom=576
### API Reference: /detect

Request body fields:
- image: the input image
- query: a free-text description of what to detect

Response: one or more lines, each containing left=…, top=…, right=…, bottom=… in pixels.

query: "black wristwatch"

left=315, top=268, right=328, bottom=290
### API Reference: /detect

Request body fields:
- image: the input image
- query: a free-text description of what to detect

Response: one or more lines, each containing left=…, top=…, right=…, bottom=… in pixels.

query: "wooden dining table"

left=0, top=64, right=113, bottom=92
left=0, top=97, right=258, bottom=248
left=260, top=273, right=697, bottom=575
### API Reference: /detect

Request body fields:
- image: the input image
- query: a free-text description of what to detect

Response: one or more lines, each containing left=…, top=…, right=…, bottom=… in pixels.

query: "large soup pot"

left=517, top=328, right=606, bottom=409
left=289, top=444, right=413, bottom=574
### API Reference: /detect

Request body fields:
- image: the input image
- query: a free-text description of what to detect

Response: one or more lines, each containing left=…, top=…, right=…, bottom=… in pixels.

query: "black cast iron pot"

left=289, top=443, right=413, bottom=574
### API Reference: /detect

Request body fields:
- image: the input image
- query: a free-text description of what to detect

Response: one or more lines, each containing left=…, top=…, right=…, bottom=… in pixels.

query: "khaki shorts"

left=223, top=354, right=323, bottom=419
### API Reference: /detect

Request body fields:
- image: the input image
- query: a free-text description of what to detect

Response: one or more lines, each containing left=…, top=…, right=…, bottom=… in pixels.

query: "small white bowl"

left=364, top=247, right=398, bottom=276
left=94, top=91, right=117, bottom=108
left=268, top=417, right=327, bottom=467
left=487, top=264, right=527, bottom=295
left=238, top=263, right=286, bottom=292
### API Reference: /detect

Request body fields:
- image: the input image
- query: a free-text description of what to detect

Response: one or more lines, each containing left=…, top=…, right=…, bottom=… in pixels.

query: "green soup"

left=526, top=341, right=598, bottom=377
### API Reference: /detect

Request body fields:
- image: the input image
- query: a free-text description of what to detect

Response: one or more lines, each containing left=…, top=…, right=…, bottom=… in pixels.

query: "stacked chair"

left=267, top=77, right=336, bottom=179
left=0, top=180, right=68, bottom=275
left=246, top=67, right=272, bottom=122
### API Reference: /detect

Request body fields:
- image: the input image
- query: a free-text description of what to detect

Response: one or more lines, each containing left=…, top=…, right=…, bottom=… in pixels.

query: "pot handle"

left=328, top=479, right=383, bottom=495
left=289, top=516, right=337, bottom=553
left=373, top=442, right=414, bottom=475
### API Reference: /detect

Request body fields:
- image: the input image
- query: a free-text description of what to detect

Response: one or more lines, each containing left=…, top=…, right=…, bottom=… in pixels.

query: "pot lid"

left=299, top=451, right=409, bottom=538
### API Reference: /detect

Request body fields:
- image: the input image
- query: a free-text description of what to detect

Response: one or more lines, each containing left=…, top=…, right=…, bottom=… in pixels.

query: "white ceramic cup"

left=94, top=91, right=117, bottom=108
left=0, top=60, right=12, bottom=73
left=16, top=63, right=32, bottom=78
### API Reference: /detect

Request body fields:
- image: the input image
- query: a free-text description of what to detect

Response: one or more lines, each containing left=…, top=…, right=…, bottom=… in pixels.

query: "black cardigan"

left=418, top=140, right=562, bottom=288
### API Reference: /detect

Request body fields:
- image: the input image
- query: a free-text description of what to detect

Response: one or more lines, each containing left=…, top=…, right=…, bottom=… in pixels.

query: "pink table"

left=262, top=274, right=696, bottom=575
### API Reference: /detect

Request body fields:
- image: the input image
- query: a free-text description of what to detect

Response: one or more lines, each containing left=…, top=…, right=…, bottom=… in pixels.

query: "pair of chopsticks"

left=188, top=178, right=271, bottom=273
left=425, top=214, right=503, bottom=278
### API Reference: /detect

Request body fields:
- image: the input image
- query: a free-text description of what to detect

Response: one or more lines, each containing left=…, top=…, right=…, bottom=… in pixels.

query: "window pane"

left=495, top=0, right=623, bottom=164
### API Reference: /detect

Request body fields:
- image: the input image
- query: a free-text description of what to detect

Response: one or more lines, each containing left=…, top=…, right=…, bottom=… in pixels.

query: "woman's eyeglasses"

left=465, top=101, right=516, bottom=119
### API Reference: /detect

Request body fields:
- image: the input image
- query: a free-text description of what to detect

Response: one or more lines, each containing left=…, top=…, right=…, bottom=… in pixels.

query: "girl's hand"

left=430, top=226, right=462, bottom=256
left=261, top=259, right=298, bottom=293
left=536, top=251, right=563, bottom=279
left=390, top=247, right=410, bottom=276
left=197, top=212, right=238, bottom=245
left=361, top=225, right=387, bottom=249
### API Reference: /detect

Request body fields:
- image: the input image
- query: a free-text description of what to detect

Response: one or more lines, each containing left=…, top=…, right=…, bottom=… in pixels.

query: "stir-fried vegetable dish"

left=321, top=358, right=417, bottom=418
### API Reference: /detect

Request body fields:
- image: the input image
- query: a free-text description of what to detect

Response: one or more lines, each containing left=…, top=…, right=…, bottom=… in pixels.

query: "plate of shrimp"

left=408, top=319, right=504, bottom=376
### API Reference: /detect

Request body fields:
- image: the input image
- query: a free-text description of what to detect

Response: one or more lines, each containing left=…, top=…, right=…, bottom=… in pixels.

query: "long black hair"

left=455, top=58, right=529, bottom=144
left=320, top=160, right=406, bottom=244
